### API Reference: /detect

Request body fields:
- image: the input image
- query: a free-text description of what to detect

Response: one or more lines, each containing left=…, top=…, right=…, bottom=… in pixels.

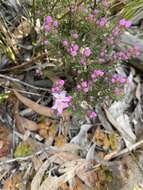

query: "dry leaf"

left=0, top=124, right=11, bottom=139
left=60, top=182, right=69, bottom=190
left=14, top=90, right=54, bottom=117
left=54, top=135, right=67, bottom=147
left=77, top=170, right=97, bottom=188
left=136, top=82, right=141, bottom=101
left=39, top=160, right=86, bottom=190
left=61, top=143, right=81, bottom=154
left=0, top=140, right=11, bottom=158
left=32, top=156, right=43, bottom=171
left=3, top=172, right=23, bottom=190
left=133, top=185, right=143, bottom=190
left=3, top=178, right=14, bottom=190
left=31, top=160, right=50, bottom=190
left=15, top=114, right=38, bottom=133
left=94, top=128, right=110, bottom=149
left=14, top=20, right=31, bottom=39
left=0, top=124, right=11, bottom=158
left=49, top=152, right=80, bottom=165
left=104, top=107, right=136, bottom=147
left=38, top=123, right=57, bottom=139
left=72, top=177, right=88, bottom=190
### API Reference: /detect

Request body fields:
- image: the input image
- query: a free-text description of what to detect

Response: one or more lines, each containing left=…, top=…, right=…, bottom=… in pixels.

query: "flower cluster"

left=82, top=47, right=92, bottom=57
left=111, top=75, right=128, bottom=84
left=97, top=17, right=108, bottom=27
left=45, top=16, right=58, bottom=33
left=63, top=33, right=92, bottom=61
left=69, top=43, right=79, bottom=57
left=52, top=80, right=65, bottom=93
left=129, top=46, right=141, bottom=58
left=77, top=81, right=89, bottom=93
left=91, top=70, right=105, bottom=82
left=112, top=46, right=141, bottom=62
left=86, top=8, right=100, bottom=22
left=119, top=19, right=132, bottom=29
left=103, top=0, right=110, bottom=9
left=114, top=88, right=124, bottom=96
left=42, top=1, right=141, bottom=118
left=111, top=19, right=132, bottom=39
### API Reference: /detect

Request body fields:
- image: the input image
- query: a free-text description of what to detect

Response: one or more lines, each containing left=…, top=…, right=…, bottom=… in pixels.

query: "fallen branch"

left=0, top=74, right=48, bottom=91
left=112, top=139, right=143, bottom=159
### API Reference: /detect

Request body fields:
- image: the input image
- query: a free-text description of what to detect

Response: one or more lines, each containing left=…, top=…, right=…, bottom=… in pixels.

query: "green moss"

left=14, top=142, right=33, bottom=157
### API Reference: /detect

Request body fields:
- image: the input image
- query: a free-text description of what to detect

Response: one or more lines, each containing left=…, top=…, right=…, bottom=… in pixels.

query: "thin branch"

left=112, top=139, right=143, bottom=159
left=0, top=74, right=48, bottom=91
left=86, top=139, right=143, bottom=172
left=0, top=146, right=60, bottom=166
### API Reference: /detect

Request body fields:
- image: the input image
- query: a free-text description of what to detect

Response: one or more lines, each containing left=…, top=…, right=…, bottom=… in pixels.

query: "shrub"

left=36, top=0, right=140, bottom=117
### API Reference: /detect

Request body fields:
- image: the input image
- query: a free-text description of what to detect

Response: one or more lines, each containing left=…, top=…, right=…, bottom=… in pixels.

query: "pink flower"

left=125, top=20, right=132, bottom=28
left=118, top=77, right=127, bottom=84
left=58, top=80, right=65, bottom=86
left=94, top=70, right=104, bottom=77
left=45, top=25, right=51, bottom=32
left=91, top=70, right=104, bottom=80
left=112, top=27, right=121, bottom=36
left=53, top=20, right=59, bottom=27
left=44, top=40, right=48, bottom=45
left=53, top=91, right=71, bottom=102
left=70, top=44, right=79, bottom=57
left=81, top=81, right=88, bottom=88
left=97, top=17, right=107, bottom=27
left=81, top=81, right=89, bottom=93
left=129, top=46, right=141, bottom=58
left=93, top=9, right=99, bottom=15
left=83, top=47, right=92, bottom=57
left=111, top=75, right=127, bottom=84
left=46, top=16, right=53, bottom=25
left=114, top=88, right=123, bottom=96
left=106, top=37, right=114, bottom=45
left=134, top=46, right=141, bottom=57
left=119, top=19, right=132, bottom=28
left=70, top=50, right=78, bottom=57
left=52, top=101, right=69, bottom=114
left=52, top=91, right=72, bottom=114
left=88, top=14, right=95, bottom=21
left=71, top=44, right=79, bottom=51
left=99, top=58, right=105, bottom=63
left=63, top=39, right=68, bottom=46
left=111, top=78, right=116, bottom=83
left=77, top=84, right=81, bottom=90
left=72, top=33, right=79, bottom=39
left=89, top=111, right=97, bottom=119
left=80, top=59, right=86, bottom=65
left=91, top=73, right=96, bottom=79
left=52, top=80, right=65, bottom=93
left=83, top=87, right=89, bottom=93
left=52, top=86, right=60, bottom=93
left=119, top=18, right=126, bottom=26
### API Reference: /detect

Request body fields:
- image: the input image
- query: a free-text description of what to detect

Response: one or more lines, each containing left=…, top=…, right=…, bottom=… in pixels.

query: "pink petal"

left=60, top=91, right=66, bottom=97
